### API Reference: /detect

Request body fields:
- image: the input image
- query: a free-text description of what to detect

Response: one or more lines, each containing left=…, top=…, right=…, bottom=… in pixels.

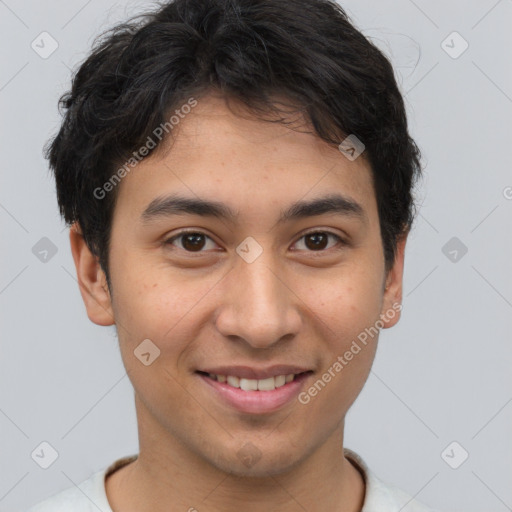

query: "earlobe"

left=69, top=223, right=115, bottom=326
left=380, top=233, right=407, bottom=329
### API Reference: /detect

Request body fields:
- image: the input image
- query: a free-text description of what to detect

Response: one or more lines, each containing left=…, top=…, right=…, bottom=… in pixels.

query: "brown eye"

left=305, top=232, right=328, bottom=250
left=165, top=231, right=217, bottom=252
left=293, top=231, right=345, bottom=252
left=164, top=229, right=346, bottom=255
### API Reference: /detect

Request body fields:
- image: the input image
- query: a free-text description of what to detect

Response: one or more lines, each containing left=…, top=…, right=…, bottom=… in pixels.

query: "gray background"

left=1, top=0, right=511, bottom=511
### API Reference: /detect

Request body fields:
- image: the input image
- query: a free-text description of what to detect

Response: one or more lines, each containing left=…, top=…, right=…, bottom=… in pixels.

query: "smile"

left=196, top=370, right=313, bottom=414
left=200, top=372, right=301, bottom=391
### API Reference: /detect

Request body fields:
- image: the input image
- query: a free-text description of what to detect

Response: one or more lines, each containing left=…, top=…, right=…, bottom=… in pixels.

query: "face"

left=72, top=93, right=406, bottom=477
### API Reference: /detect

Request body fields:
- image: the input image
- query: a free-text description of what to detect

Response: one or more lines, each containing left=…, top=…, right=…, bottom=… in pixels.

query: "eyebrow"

left=141, top=193, right=368, bottom=226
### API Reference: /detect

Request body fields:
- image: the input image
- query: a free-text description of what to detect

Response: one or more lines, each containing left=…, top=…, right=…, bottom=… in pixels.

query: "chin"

left=208, top=441, right=305, bottom=478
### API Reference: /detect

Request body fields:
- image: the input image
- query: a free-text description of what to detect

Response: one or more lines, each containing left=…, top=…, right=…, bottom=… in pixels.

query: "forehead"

left=113, top=94, right=378, bottom=228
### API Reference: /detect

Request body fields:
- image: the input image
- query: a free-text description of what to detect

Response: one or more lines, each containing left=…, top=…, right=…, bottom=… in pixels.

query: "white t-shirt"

left=26, top=448, right=441, bottom=512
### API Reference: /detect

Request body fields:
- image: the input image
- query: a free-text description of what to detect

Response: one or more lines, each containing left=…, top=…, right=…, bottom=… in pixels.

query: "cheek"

left=110, top=263, right=218, bottom=357
left=298, top=263, right=383, bottom=402
left=298, top=281, right=381, bottom=423
left=110, top=269, right=208, bottom=405
left=306, top=264, right=384, bottom=344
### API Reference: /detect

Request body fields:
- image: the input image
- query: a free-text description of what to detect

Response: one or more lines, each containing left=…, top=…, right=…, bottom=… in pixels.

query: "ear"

left=69, top=223, right=115, bottom=326
left=379, top=232, right=408, bottom=329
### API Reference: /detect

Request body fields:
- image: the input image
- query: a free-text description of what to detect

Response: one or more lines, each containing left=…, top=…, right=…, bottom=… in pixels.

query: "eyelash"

left=163, top=229, right=347, bottom=254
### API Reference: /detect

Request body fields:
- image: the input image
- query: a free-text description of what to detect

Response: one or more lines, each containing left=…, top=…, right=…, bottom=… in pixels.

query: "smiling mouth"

left=196, top=370, right=313, bottom=392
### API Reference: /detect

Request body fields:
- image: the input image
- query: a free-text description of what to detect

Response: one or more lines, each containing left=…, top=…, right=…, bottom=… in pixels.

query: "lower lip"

left=197, top=372, right=312, bottom=414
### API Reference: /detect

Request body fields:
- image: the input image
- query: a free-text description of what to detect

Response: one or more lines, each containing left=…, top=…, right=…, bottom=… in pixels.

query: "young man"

left=28, top=0, right=441, bottom=510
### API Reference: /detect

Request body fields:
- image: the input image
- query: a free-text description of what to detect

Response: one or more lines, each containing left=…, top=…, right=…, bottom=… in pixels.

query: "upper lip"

left=197, top=365, right=312, bottom=380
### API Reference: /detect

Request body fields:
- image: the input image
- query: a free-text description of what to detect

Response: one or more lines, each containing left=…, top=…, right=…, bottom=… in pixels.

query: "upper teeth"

left=208, top=373, right=296, bottom=391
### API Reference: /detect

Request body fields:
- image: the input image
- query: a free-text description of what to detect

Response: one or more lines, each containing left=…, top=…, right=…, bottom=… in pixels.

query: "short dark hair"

left=46, top=0, right=422, bottom=284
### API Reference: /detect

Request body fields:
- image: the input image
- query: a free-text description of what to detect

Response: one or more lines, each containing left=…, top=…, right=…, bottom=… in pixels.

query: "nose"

left=213, top=249, right=302, bottom=349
